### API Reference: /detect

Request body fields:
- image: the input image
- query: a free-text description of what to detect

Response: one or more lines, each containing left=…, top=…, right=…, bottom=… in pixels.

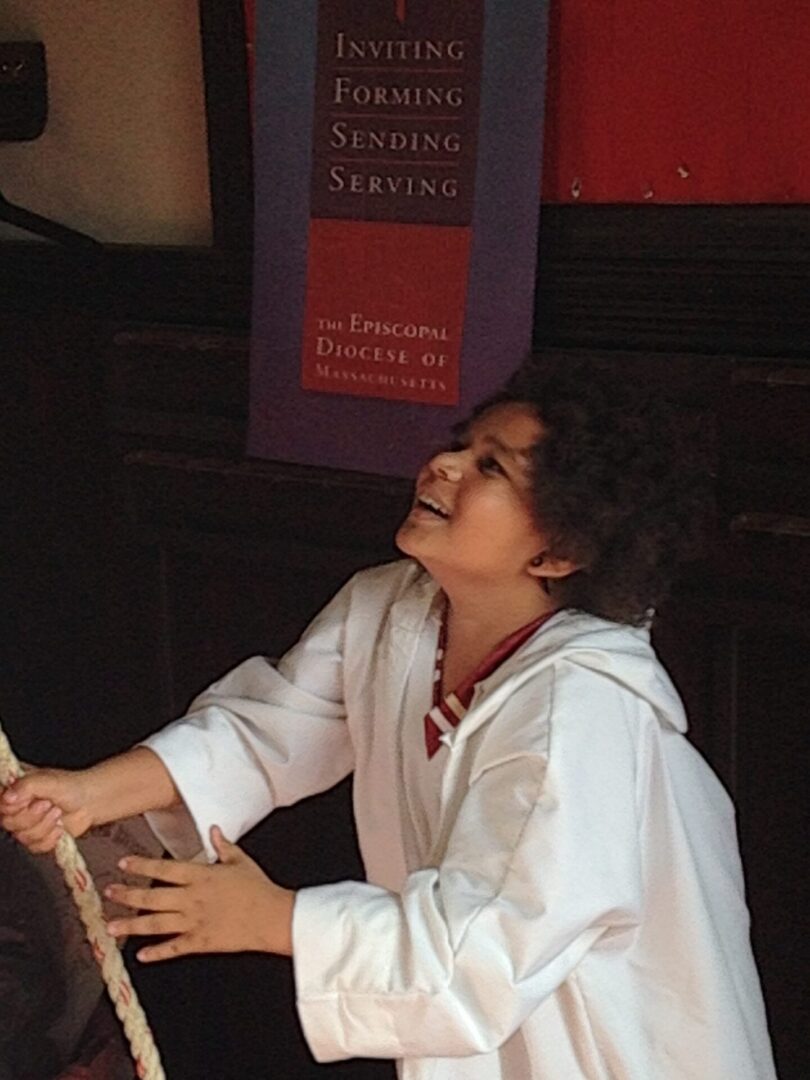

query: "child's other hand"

left=1, top=768, right=94, bottom=852
left=105, top=825, right=295, bottom=961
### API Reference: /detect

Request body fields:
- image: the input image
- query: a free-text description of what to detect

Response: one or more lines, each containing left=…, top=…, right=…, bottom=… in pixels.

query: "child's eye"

left=477, top=455, right=505, bottom=476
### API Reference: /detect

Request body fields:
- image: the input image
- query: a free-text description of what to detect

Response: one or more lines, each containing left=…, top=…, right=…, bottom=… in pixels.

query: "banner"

left=249, top=1, right=549, bottom=476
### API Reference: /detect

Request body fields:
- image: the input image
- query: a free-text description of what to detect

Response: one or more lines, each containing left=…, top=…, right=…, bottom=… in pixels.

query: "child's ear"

left=527, top=551, right=582, bottom=581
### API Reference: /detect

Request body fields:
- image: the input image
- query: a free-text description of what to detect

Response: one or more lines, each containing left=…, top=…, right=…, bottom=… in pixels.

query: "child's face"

left=396, top=402, right=547, bottom=582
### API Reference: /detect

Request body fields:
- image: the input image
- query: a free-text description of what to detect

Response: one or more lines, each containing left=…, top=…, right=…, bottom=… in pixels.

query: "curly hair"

left=473, top=355, right=714, bottom=625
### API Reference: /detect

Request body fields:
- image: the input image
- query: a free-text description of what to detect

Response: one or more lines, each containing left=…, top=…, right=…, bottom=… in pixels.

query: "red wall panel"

left=542, top=0, right=809, bottom=203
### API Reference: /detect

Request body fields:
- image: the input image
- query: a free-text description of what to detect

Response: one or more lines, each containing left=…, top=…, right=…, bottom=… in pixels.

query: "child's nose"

left=430, top=452, right=463, bottom=483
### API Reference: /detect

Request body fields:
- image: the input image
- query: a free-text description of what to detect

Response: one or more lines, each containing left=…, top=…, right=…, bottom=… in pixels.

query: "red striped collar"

left=424, top=604, right=558, bottom=758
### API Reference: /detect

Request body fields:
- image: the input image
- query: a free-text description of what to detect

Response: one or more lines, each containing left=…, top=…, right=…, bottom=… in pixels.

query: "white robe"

left=143, top=560, right=776, bottom=1080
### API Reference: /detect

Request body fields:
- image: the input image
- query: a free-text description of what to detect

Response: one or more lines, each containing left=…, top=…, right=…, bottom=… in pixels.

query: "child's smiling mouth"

left=414, top=494, right=450, bottom=519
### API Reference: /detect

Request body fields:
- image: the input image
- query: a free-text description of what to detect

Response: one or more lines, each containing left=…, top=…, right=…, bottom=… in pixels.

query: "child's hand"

left=105, top=825, right=295, bottom=961
left=1, top=768, right=95, bottom=852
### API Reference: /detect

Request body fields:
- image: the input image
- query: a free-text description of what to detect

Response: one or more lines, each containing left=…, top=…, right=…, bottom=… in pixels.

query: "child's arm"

left=138, top=573, right=358, bottom=863
left=4, top=567, right=364, bottom=859
left=1, top=747, right=180, bottom=853
left=98, top=669, right=644, bottom=1065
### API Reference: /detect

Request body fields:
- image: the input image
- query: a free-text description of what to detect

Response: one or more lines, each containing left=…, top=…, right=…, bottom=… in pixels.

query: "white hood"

left=442, top=608, right=689, bottom=754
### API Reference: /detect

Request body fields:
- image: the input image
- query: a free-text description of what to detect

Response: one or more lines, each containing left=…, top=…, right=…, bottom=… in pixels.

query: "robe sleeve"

left=141, top=577, right=356, bottom=862
left=292, top=667, right=644, bottom=1062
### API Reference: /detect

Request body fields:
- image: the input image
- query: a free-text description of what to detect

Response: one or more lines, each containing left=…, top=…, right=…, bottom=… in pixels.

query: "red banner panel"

left=299, top=0, right=482, bottom=406
left=301, top=219, right=470, bottom=405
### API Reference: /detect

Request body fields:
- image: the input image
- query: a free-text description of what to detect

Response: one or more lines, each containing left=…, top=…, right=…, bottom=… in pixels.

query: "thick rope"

left=0, top=723, right=166, bottom=1080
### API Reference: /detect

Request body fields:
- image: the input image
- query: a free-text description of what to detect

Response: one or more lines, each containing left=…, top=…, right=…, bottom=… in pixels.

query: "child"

left=2, top=359, right=776, bottom=1079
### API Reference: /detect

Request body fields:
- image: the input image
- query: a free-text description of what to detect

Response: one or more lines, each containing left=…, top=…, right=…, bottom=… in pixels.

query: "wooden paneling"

left=2, top=205, right=810, bottom=345
left=198, top=0, right=253, bottom=250
left=0, top=313, right=164, bottom=765
left=534, top=206, right=810, bottom=356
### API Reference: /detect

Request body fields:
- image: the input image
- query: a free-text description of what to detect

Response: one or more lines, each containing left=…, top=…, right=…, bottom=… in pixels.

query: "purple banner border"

left=248, top=1, right=550, bottom=478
